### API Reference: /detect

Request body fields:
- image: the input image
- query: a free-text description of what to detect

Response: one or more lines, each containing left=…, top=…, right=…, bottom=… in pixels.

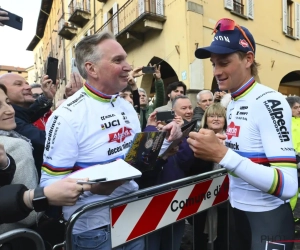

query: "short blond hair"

left=201, top=103, right=227, bottom=130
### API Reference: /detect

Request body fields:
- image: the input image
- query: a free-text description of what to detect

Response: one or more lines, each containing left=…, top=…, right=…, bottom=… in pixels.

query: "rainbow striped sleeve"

left=267, top=156, right=297, bottom=197
left=41, top=162, right=74, bottom=176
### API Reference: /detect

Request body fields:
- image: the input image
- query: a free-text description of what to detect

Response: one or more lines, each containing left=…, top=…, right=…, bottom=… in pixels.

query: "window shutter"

left=295, top=2, right=300, bottom=38
left=69, top=48, right=73, bottom=77
left=224, top=0, right=233, bottom=10
left=62, top=58, right=65, bottom=80
left=156, top=0, right=164, bottom=15
left=283, top=0, right=288, bottom=33
left=112, top=3, right=119, bottom=35
left=247, top=0, right=254, bottom=19
left=103, top=12, right=108, bottom=31
left=138, top=0, right=145, bottom=16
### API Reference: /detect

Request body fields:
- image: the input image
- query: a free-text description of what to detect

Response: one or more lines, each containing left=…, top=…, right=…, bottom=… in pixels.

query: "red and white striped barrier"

left=110, top=174, right=229, bottom=247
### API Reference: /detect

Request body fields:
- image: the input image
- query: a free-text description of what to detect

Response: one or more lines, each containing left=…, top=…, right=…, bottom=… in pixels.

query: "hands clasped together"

left=187, top=128, right=228, bottom=163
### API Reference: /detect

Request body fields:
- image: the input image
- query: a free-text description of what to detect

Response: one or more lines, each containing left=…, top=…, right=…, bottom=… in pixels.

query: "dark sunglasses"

left=213, top=18, right=255, bottom=52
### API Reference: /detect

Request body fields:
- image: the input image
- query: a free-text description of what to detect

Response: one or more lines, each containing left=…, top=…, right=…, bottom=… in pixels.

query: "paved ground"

left=179, top=201, right=300, bottom=250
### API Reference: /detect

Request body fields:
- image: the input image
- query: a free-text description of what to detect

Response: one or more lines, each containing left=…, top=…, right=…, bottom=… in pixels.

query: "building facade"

left=0, top=65, right=28, bottom=80
left=26, top=65, right=36, bottom=84
left=27, top=0, right=300, bottom=105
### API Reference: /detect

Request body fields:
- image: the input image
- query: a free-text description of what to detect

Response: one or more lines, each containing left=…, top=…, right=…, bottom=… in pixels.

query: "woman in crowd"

left=200, top=102, right=227, bottom=249
left=0, top=83, right=91, bottom=249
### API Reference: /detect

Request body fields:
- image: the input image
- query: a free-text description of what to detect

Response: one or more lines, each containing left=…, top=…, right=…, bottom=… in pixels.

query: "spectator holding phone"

left=139, top=64, right=165, bottom=130
left=119, top=66, right=143, bottom=110
left=0, top=83, right=91, bottom=249
left=0, top=74, right=57, bottom=177
left=31, top=83, right=53, bottom=131
left=213, top=90, right=227, bottom=102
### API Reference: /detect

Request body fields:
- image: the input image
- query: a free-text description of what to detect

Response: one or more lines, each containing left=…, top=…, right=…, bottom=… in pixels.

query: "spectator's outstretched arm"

left=0, top=178, right=92, bottom=224
left=151, top=64, right=165, bottom=109
left=128, top=67, right=143, bottom=112
left=26, top=75, right=58, bottom=122
left=65, top=72, right=83, bottom=98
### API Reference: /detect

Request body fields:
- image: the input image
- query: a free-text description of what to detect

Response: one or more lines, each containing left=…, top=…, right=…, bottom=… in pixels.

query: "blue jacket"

left=13, top=96, right=51, bottom=178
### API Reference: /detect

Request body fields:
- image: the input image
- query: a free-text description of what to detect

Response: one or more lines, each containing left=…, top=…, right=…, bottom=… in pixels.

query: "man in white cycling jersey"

left=187, top=18, right=298, bottom=250
left=40, top=31, right=181, bottom=250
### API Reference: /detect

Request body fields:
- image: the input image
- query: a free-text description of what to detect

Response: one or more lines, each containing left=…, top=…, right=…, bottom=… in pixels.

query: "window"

left=233, top=0, right=244, bottom=15
left=108, top=8, right=113, bottom=32
left=224, top=0, right=254, bottom=19
left=287, top=0, right=293, bottom=36
left=283, top=0, right=300, bottom=38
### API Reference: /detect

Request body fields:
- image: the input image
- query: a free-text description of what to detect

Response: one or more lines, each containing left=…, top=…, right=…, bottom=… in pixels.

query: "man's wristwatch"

left=32, top=187, right=49, bottom=212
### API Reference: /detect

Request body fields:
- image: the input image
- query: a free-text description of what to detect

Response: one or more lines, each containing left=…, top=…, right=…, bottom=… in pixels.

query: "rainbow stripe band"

left=268, top=168, right=284, bottom=198
left=83, top=82, right=118, bottom=103
left=231, top=77, right=256, bottom=100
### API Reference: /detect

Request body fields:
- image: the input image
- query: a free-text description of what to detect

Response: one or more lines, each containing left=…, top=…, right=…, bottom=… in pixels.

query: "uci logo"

left=101, top=120, right=120, bottom=130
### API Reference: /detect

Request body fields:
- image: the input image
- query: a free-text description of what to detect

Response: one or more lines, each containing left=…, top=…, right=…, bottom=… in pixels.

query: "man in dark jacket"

left=139, top=65, right=165, bottom=130
left=0, top=73, right=82, bottom=178
left=0, top=74, right=56, bottom=177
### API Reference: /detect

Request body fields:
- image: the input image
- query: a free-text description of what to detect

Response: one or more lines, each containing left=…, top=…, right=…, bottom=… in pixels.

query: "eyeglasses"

left=213, top=18, right=255, bottom=52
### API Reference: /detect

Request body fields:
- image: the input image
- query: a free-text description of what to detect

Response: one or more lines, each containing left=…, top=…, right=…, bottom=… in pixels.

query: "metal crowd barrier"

left=63, top=168, right=229, bottom=250
left=0, top=228, right=46, bottom=250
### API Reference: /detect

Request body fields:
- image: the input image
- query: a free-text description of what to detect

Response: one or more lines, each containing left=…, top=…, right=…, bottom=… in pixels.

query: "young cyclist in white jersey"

left=187, top=18, right=298, bottom=250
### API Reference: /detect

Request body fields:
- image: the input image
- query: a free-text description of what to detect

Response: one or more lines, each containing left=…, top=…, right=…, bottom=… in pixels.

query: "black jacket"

left=12, top=96, right=52, bottom=178
left=0, top=154, right=16, bottom=186
left=0, top=184, right=32, bottom=224
left=193, top=107, right=205, bottom=122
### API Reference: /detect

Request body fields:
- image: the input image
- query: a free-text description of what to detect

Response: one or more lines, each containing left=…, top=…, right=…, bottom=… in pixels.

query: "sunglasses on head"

left=213, top=18, right=255, bottom=52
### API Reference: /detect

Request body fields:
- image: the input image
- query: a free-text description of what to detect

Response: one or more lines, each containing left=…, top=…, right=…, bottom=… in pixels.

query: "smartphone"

left=0, top=8, right=23, bottom=30
left=156, top=111, right=175, bottom=123
left=71, top=58, right=80, bottom=74
left=142, top=66, right=155, bottom=74
left=46, top=57, right=59, bottom=84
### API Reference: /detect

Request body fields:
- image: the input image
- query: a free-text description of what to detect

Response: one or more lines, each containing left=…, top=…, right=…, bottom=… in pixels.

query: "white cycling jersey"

left=40, top=82, right=141, bottom=234
left=220, top=77, right=297, bottom=212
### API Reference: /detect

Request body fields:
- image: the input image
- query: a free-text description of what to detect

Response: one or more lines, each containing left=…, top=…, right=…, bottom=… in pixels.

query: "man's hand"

left=150, top=64, right=161, bottom=80
left=127, top=75, right=138, bottom=91
left=0, top=9, right=8, bottom=26
left=173, top=115, right=184, bottom=127
left=41, top=75, right=58, bottom=100
left=146, top=111, right=160, bottom=127
left=214, top=91, right=221, bottom=101
left=187, top=129, right=228, bottom=162
left=90, top=180, right=126, bottom=195
left=162, top=145, right=179, bottom=160
left=130, top=66, right=144, bottom=78
left=162, top=121, right=182, bottom=142
left=0, top=144, right=8, bottom=169
left=65, top=72, right=83, bottom=98
left=44, top=178, right=91, bottom=206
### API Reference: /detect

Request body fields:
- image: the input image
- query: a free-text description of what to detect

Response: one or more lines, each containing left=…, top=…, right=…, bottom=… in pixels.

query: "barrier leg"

left=207, top=208, right=214, bottom=250
left=52, top=241, right=65, bottom=249
left=0, top=228, right=46, bottom=250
